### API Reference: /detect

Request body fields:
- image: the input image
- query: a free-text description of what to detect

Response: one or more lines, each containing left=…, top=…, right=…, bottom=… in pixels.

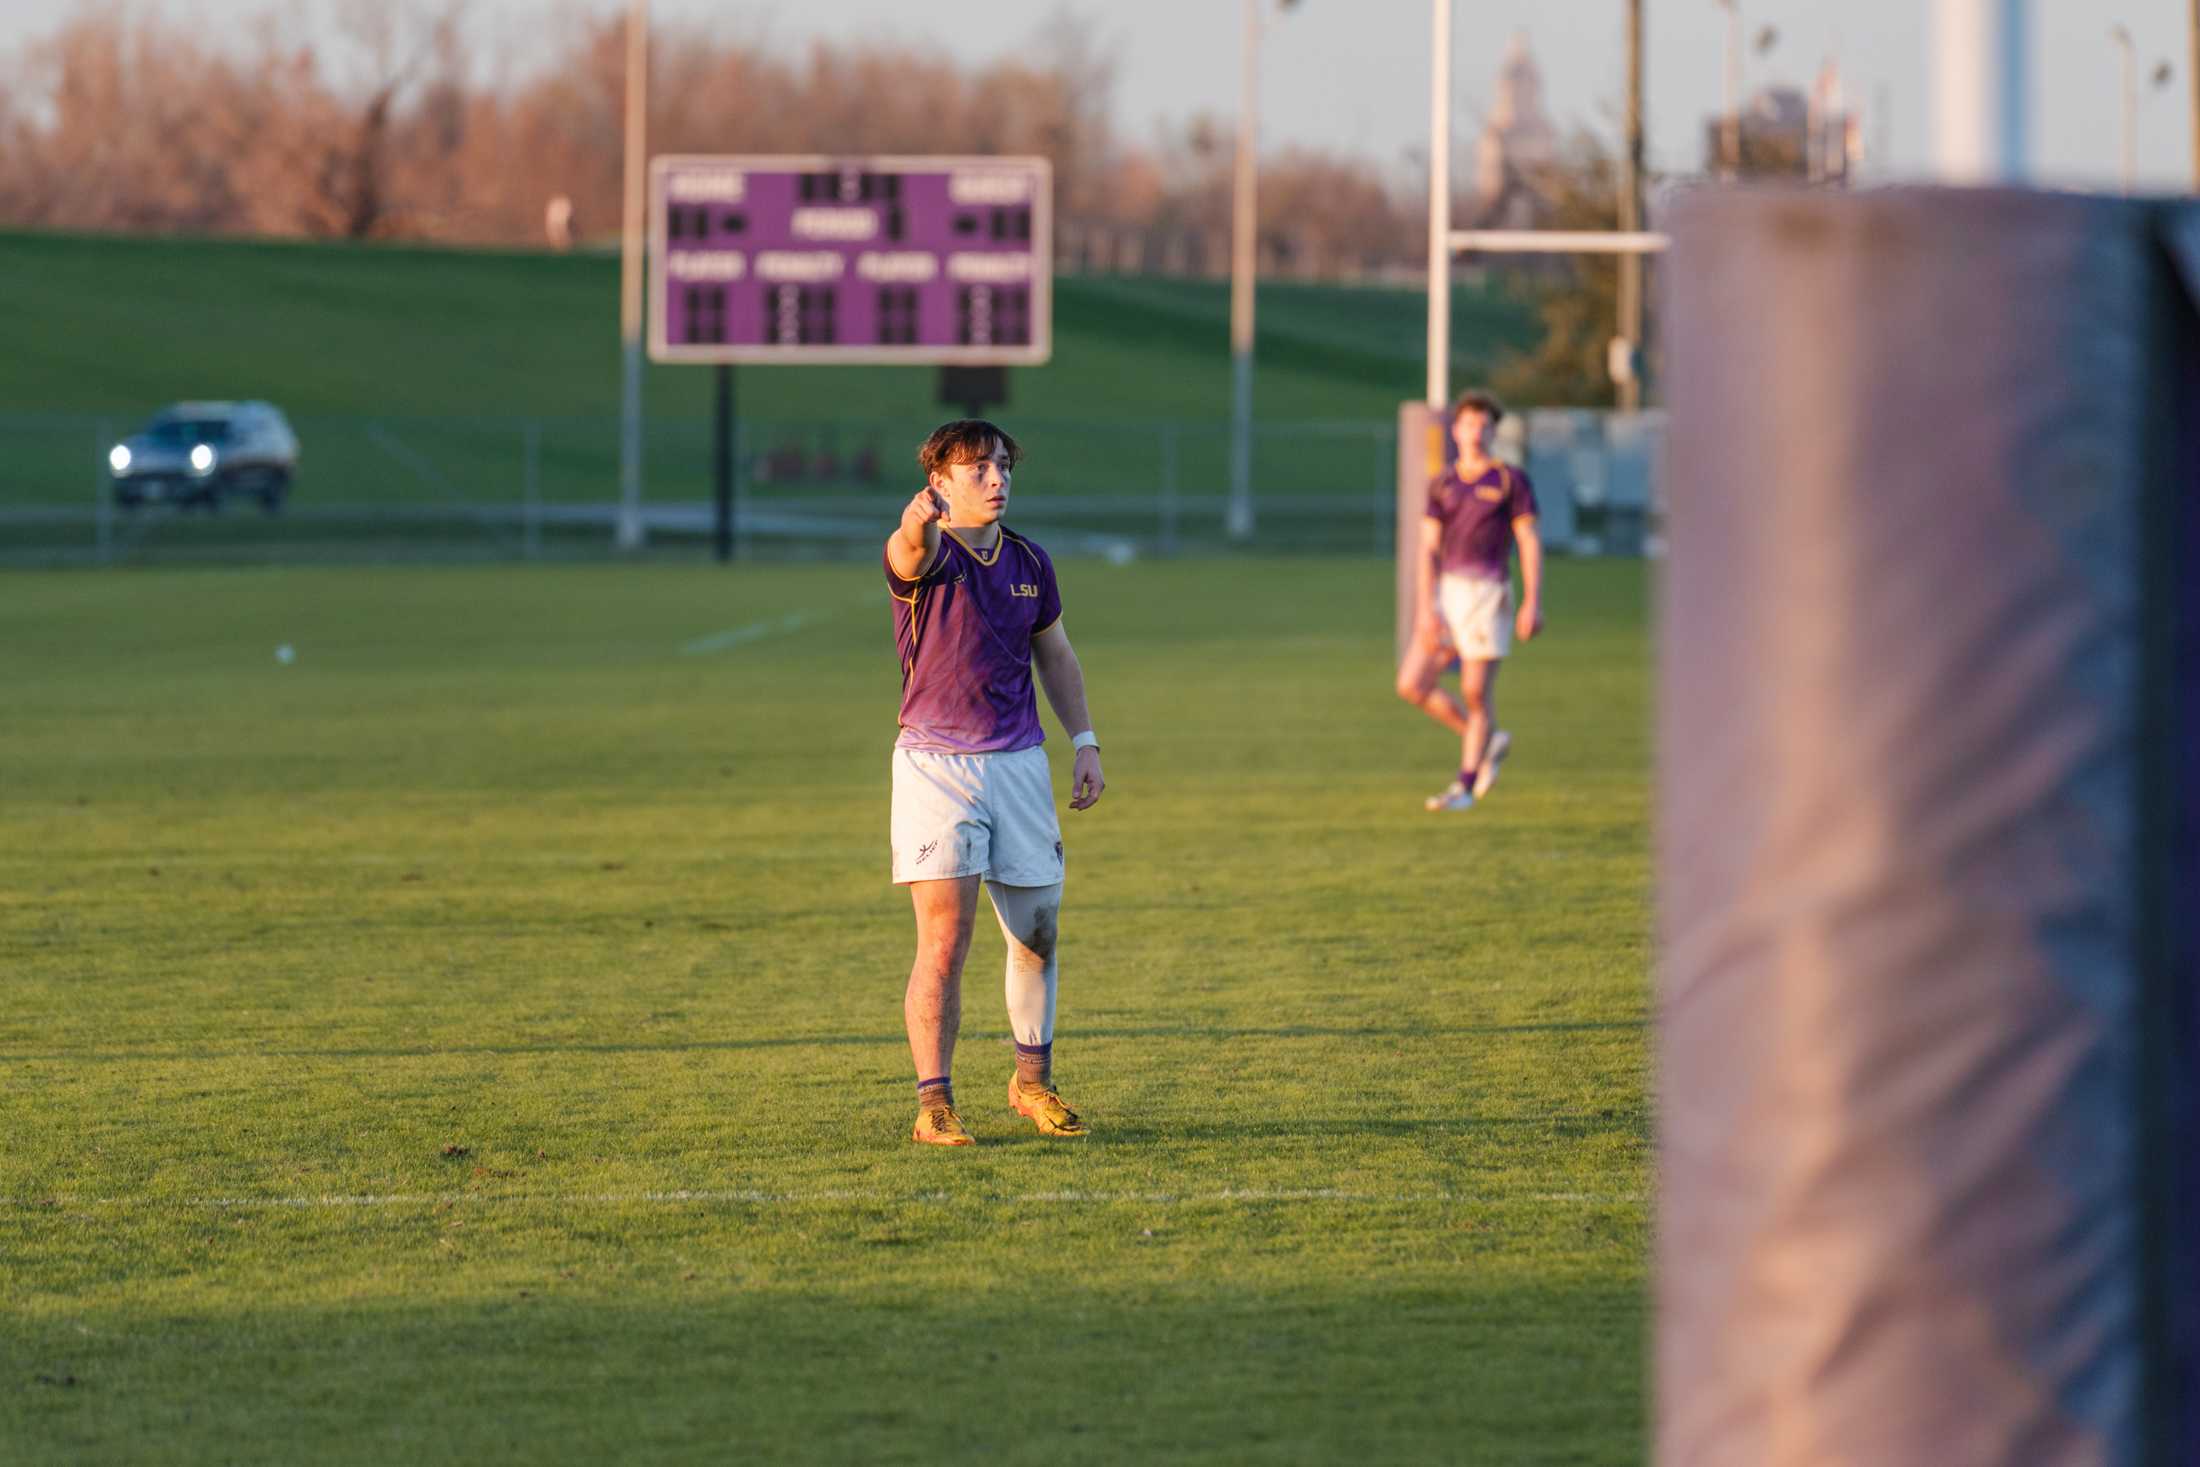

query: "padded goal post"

left=1394, top=401, right=1445, bottom=658
left=1658, top=188, right=2198, bottom=1467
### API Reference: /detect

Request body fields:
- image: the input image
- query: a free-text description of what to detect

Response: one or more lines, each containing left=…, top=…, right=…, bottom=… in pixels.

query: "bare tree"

left=1488, top=134, right=1632, bottom=408
left=307, top=0, right=472, bottom=238
left=0, top=1, right=1432, bottom=276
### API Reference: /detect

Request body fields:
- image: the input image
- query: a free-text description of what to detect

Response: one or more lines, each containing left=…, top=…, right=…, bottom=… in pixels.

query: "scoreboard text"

left=647, top=155, right=1052, bottom=366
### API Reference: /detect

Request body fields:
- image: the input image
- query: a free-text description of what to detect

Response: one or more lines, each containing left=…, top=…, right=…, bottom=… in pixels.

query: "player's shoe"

left=912, top=1103, right=977, bottom=1146
left=1424, top=780, right=1475, bottom=812
left=1473, top=730, right=1512, bottom=799
left=1008, top=1077, right=1090, bottom=1137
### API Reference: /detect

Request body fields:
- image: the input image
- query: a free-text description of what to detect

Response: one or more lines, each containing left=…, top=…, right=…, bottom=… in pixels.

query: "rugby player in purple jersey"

left=884, top=420, right=1107, bottom=1147
left=1395, top=390, right=1544, bottom=812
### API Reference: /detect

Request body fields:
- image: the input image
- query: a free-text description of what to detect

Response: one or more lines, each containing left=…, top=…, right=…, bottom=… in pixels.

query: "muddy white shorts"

left=890, top=744, right=1065, bottom=886
left=1438, top=573, right=1513, bottom=661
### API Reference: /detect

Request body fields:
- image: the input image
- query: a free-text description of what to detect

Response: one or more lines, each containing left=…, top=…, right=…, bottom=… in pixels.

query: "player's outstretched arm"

left=1033, top=621, right=1105, bottom=810
left=1513, top=514, right=1544, bottom=642
left=887, top=485, right=947, bottom=581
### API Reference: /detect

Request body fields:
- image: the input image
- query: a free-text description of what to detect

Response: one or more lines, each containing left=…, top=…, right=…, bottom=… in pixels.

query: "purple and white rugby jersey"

left=1426, top=462, right=1539, bottom=582
left=886, top=526, right=1063, bottom=754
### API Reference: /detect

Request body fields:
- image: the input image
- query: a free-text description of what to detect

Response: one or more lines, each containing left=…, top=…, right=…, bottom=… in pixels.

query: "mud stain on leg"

left=1025, top=904, right=1058, bottom=962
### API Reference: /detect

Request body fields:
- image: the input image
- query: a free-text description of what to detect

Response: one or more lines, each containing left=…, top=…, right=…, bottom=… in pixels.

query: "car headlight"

left=189, top=444, right=215, bottom=474
left=108, top=445, right=131, bottom=473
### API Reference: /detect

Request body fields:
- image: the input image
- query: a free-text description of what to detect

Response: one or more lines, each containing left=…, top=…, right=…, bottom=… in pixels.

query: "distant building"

left=1452, top=32, right=1567, bottom=286
left=1703, top=62, right=1860, bottom=183
left=1469, top=32, right=1559, bottom=231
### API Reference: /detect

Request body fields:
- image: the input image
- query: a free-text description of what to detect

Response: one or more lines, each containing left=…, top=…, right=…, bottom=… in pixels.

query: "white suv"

left=108, top=401, right=300, bottom=512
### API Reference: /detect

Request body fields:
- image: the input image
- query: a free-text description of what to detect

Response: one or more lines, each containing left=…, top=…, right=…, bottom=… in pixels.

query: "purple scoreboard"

left=647, top=155, right=1052, bottom=366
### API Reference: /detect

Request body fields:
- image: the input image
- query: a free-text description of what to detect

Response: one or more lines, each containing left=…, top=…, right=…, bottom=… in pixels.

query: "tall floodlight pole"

left=1426, top=0, right=1452, bottom=410
left=1716, top=0, right=1742, bottom=176
left=2190, top=0, right=2199, bottom=187
left=615, top=0, right=649, bottom=551
left=1934, top=0, right=2030, bottom=182
left=2114, top=25, right=2138, bottom=193
left=1805, top=62, right=1823, bottom=182
left=1618, top=0, right=1646, bottom=411
left=1226, top=0, right=1262, bottom=541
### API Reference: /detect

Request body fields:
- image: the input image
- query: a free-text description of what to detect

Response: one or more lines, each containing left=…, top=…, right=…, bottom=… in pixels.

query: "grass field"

left=1, top=555, right=1650, bottom=1464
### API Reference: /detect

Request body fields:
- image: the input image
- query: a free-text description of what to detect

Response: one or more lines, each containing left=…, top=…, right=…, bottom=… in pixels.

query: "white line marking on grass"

left=681, top=611, right=819, bottom=656
left=680, top=593, right=877, bottom=656
left=3, top=1189, right=1647, bottom=1211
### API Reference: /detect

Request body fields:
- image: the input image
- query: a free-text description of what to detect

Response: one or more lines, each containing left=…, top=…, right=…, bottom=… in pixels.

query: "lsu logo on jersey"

left=1010, top=583, right=1041, bottom=598
left=1475, top=485, right=1507, bottom=503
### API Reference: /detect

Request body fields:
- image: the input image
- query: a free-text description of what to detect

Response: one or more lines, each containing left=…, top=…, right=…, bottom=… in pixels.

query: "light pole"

left=2113, top=29, right=2175, bottom=194
left=1426, top=0, right=1451, bottom=410
left=1934, top=0, right=2030, bottom=183
left=1228, top=0, right=1296, bottom=543
left=2114, top=25, right=2138, bottom=192
left=1716, top=0, right=1742, bottom=176
left=2190, top=0, right=2199, bottom=188
left=1618, top=0, right=1645, bottom=410
left=615, top=0, right=648, bottom=551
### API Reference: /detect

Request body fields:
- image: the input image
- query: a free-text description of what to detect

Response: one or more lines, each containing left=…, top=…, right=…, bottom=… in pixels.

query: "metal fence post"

left=94, top=420, right=113, bottom=565
left=523, top=420, right=542, bottom=561
left=733, top=412, right=749, bottom=562
left=1374, top=424, right=1392, bottom=553
left=1159, top=421, right=1180, bottom=558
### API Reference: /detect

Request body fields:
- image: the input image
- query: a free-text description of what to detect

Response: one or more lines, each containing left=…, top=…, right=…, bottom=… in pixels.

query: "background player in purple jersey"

left=1395, top=390, right=1544, bottom=812
left=884, top=420, right=1107, bottom=1147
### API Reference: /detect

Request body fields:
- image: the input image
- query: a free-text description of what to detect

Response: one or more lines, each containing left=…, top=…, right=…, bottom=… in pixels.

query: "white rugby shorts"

left=890, top=744, right=1065, bottom=886
left=1438, top=573, right=1513, bottom=661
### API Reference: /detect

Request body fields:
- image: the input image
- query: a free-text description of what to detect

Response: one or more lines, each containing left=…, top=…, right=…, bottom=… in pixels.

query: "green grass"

left=0, top=556, right=1650, bottom=1464
left=0, top=231, right=1535, bottom=522
left=0, top=230, right=1533, bottom=420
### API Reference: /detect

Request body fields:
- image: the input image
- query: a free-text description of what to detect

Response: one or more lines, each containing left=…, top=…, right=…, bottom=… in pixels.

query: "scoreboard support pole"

left=939, top=365, right=1009, bottom=423
left=713, top=364, right=736, bottom=565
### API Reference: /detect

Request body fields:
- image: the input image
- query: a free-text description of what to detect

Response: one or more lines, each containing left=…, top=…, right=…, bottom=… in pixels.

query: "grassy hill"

left=0, top=230, right=1533, bottom=424
left=0, top=231, right=1536, bottom=541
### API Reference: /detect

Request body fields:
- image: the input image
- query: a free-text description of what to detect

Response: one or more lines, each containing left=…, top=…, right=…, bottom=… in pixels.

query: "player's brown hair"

left=1450, top=389, right=1505, bottom=426
left=918, top=419, right=1023, bottom=478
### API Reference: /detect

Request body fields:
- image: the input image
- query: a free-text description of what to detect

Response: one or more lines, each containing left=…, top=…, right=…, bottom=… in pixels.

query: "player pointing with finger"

left=885, top=419, right=1106, bottom=1147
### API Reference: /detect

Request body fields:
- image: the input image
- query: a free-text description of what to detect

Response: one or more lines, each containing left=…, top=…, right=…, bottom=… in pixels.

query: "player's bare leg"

left=1430, top=659, right=1500, bottom=812
left=1395, top=634, right=1469, bottom=735
left=1405, top=630, right=1482, bottom=809
left=1460, top=658, right=1499, bottom=776
left=986, top=880, right=1087, bottom=1137
left=907, top=875, right=980, bottom=1145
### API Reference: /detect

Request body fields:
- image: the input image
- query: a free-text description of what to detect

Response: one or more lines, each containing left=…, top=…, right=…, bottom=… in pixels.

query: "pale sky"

left=3, top=0, right=2193, bottom=191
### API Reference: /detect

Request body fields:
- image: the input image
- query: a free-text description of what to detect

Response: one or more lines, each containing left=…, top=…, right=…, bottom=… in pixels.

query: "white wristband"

left=1070, top=730, right=1100, bottom=752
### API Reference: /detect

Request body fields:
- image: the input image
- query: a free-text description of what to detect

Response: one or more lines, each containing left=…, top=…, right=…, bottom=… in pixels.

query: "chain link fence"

left=0, top=410, right=1663, bottom=566
left=1517, top=408, right=1667, bottom=558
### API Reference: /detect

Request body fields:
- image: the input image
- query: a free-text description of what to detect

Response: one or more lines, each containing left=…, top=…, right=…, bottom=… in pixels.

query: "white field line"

left=680, top=593, right=877, bottom=656
left=681, top=611, right=819, bottom=656
left=3, top=1188, right=1647, bottom=1211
